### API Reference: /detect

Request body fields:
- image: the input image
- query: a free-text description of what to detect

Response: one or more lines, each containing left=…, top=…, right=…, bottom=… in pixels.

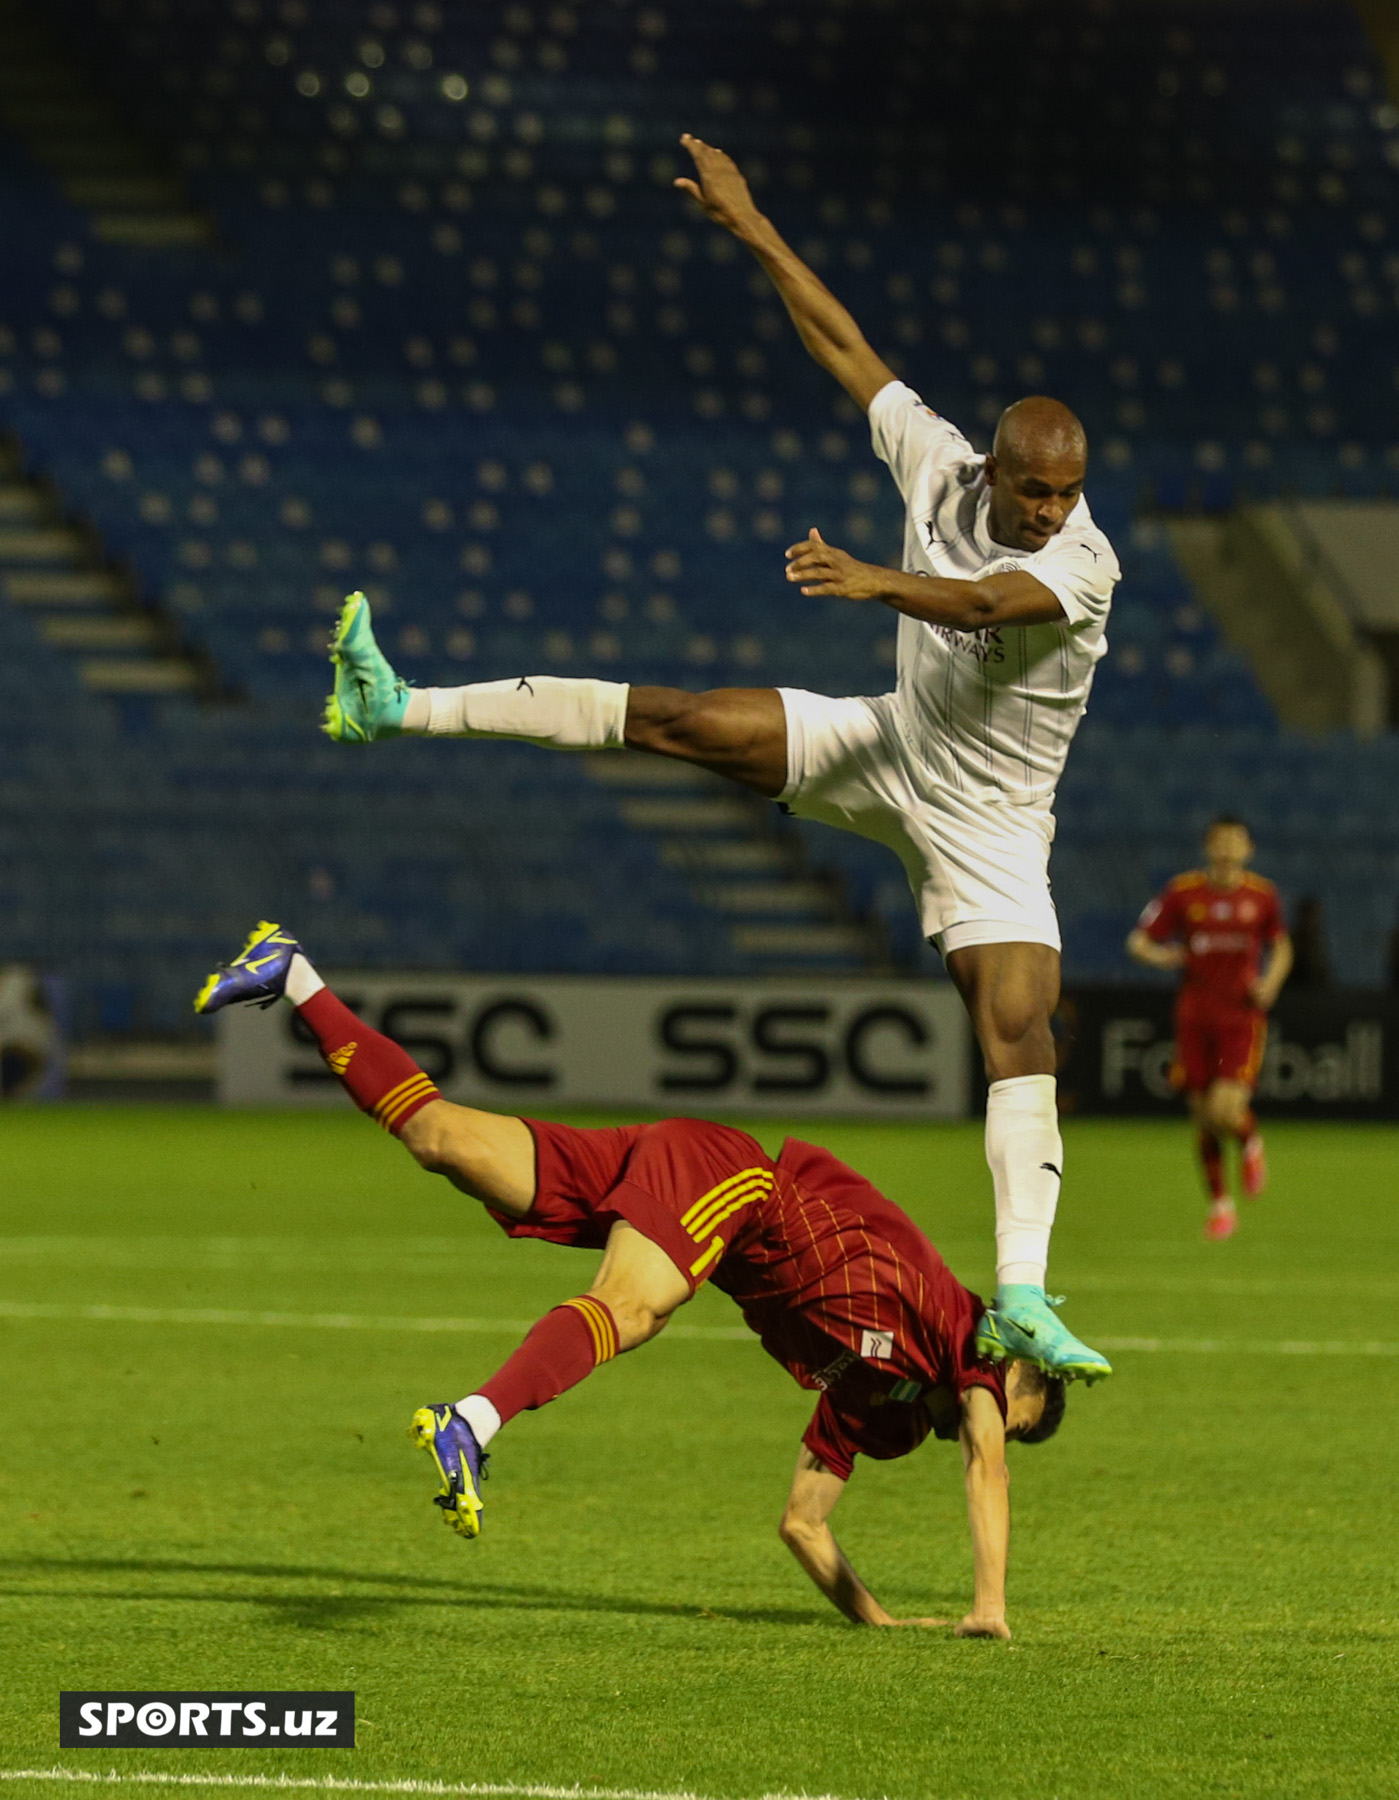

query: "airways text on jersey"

left=931, top=622, right=1005, bottom=664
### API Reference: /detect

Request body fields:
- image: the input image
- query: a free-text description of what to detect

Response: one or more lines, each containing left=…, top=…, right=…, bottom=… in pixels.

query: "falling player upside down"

left=198, top=924, right=1070, bottom=1640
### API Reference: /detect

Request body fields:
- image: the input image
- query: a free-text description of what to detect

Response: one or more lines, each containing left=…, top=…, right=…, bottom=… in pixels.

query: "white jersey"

left=869, top=380, right=1119, bottom=806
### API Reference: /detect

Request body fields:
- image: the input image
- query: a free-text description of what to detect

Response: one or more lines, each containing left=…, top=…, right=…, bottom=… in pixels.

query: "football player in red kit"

left=1127, top=816, right=1292, bottom=1239
left=197, top=923, right=1069, bottom=1641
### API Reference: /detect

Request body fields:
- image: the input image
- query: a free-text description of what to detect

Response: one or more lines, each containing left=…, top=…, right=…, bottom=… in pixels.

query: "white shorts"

left=777, top=689, right=1061, bottom=955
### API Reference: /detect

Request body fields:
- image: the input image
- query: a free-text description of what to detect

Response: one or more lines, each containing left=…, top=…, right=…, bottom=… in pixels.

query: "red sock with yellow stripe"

left=478, top=1297, right=620, bottom=1425
left=295, top=988, right=441, bottom=1135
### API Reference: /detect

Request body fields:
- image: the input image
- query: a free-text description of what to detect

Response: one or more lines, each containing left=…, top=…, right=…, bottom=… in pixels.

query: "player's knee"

left=1211, top=1092, right=1247, bottom=1134
left=625, top=687, right=708, bottom=758
left=591, top=1287, right=666, bottom=1352
left=399, top=1102, right=457, bottom=1174
left=979, top=997, right=1054, bottom=1076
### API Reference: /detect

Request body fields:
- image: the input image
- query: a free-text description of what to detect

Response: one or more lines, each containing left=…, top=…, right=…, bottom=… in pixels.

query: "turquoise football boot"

left=321, top=591, right=411, bottom=743
left=976, top=1285, right=1113, bottom=1385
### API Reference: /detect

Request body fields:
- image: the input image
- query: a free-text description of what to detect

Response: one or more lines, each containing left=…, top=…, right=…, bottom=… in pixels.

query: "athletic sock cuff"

left=987, top=1074, right=1057, bottom=1097
left=370, top=1073, right=443, bottom=1135
left=561, top=1295, right=620, bottom=1364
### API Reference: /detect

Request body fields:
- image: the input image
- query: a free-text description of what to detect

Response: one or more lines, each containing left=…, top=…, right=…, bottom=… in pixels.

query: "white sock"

left=283, top=951, right=325, bottom=1008
left=986, top=1073, right=1062, bottom=1291
left=404, top=676, right=629, bottom=749
left=453, top=1394, right=502, bottom=1448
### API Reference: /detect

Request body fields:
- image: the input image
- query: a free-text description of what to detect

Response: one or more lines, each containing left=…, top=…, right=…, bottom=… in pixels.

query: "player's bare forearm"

left=1251, top=934, right=1294, bottom=1010
left=778, top=1450, right=944, bottom=1628
left=674, top=135, right=894, bottom=410
left=781, top=1515, right=893, bottom=1625
left=779, top=1453, right=888, bottom=1623
left=958, top=1389, right=1012, bottom=1640
left=1126, top=928, right=1186, bottom=973
left=784, top=531, right=1065, bottom=630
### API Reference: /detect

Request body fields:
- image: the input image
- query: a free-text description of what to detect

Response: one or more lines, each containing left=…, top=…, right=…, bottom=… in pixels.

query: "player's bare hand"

left=674, top=135, right=762, bottom=236
left=785, top=529, right=888, bottom=602
left=955, top=1614, right=1012, bottom=1641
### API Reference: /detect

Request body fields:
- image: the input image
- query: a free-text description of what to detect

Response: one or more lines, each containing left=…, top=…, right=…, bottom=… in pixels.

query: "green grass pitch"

left=0, top=1106, right=1396, bottom=1800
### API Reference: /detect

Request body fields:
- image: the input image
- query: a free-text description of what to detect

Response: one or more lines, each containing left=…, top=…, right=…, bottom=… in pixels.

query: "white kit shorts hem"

left=777, top=686, right=1062, bottom=954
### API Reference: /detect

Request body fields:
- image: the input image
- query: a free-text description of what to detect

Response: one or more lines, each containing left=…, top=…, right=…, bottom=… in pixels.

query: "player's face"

left=985, top=452, right=1087, bottom=552
left=1205, top=824, right=1253, bottom=878
left=1003, top=1369, right=1045, bottom=1438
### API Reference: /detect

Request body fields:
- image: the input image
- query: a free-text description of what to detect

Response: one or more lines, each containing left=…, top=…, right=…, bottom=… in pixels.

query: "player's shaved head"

left=993, top=395, right=1088, bottom=475
left=984, top=396, right=1089, bottom=552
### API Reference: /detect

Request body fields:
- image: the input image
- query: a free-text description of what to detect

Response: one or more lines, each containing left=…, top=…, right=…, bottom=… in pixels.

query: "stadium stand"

left=2, top=0, right=1398, bottom=1035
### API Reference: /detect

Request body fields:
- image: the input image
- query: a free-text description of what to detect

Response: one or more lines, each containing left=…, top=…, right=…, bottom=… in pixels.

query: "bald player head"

left=984, top=395, right=1089, bottom=553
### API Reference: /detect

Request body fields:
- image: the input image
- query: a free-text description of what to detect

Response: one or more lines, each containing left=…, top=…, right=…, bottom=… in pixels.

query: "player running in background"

left=198, top=922, right=1068, bottom=1641
left=319, top=135, right=1121, bottom=1385
left=1127, top=816, right=1293, bottom=1240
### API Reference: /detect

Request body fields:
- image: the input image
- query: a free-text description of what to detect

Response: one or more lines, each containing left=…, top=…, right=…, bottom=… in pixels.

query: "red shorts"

left=512, top=1117, right=780, bottom=1294
left=1171, top=1008, right=1267, bottom=1094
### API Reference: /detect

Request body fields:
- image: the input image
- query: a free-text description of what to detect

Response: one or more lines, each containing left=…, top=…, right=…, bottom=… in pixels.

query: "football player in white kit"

left=321, top=137, right=1117, bottom=1382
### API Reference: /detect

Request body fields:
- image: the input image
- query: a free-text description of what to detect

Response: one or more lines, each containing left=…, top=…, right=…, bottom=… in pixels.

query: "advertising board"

left=219, top=974, right=972, bottom=1120
left=1054, top=986, right=1396, bottom=1118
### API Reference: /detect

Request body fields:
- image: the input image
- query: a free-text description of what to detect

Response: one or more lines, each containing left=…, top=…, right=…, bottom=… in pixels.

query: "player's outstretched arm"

left=778, top=1448, right=948, bottom=1628
left=957, top=1387, right=1013, bottom=1640
left=1126, top=926, right=1186, bottom=973
left=674, top=135, right=896, bottom=412
left=784, top=530, right=1066, bottom=630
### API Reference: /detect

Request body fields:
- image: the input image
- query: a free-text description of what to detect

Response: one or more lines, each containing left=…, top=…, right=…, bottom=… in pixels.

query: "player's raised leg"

left=194, top=922, right=694, bottom=1538
left=320, top=592, right=789, bottom=795
left=418, top=1218, right=689, bottom=1532
left=945, top=941, right=1111, bottom=1383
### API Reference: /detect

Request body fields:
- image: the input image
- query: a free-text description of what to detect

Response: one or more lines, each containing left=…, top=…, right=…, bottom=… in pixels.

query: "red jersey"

left=1138, top=870, right=1285, bottom=1012
left=497, top=1117, right=1005, bottom=1481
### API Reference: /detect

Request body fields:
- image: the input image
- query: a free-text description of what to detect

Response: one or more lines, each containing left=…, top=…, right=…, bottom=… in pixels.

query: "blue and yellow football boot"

left=321, top=591, right=412, bottom=743
left=976, top=1286, right=1113, bottom=1385
left=410, top=1403, right=489, bottom=1539
left=193, top=921, right=301, bottom=1015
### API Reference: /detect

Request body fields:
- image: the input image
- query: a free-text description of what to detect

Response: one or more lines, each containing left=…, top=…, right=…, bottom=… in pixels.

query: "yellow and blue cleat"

left=411, top=1403, right=489, bottom=1539
left=193, top=920, right=302, bottom=1015
left=321, top=591, right=411, bottom=743
left=976, top=1285, right=1113, bottom=1385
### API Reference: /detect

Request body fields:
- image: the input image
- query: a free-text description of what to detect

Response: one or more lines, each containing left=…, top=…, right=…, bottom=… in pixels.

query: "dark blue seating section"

left=0, top=0, right=1396, bottom=1031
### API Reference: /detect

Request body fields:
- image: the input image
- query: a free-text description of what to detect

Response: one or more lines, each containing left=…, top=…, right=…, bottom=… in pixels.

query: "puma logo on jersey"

left=516, top=677, right=534, bottom=695
left=1040, top=1161, right=1062, bottom=1181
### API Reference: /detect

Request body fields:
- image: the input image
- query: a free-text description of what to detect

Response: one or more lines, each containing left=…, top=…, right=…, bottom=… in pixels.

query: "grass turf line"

left=0, top=1107, right=1395, bottom=1800
left=0, top=1775, right=859, bottom=1800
